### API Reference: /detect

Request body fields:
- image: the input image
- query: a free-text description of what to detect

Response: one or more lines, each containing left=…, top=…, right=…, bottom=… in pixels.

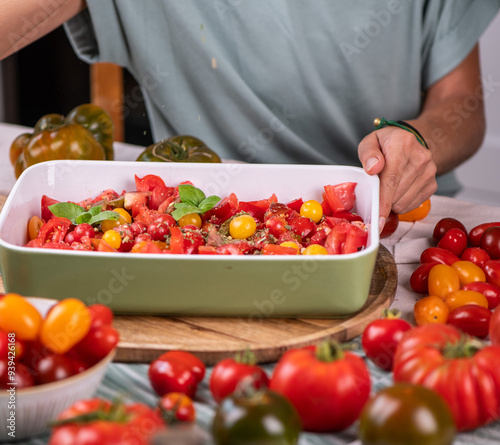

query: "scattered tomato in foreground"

left=157, top=392, right=196, bottom=423
left=269, top=341, right=370, bottom=432
left=48, top=398, right=165, bottom=445
left=212, top=383, right=301, bottom=445
left=361, top=309, right=411, bottom=371
left=358, top=383, right=455, bottom=445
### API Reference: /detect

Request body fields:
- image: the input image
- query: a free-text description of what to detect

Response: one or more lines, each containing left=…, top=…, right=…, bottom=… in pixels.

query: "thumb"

left=358, top=132, right=385, bottom=175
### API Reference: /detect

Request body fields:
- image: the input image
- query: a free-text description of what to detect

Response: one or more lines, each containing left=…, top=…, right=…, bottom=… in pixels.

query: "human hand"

left=358, top=126, right=437, bottom=231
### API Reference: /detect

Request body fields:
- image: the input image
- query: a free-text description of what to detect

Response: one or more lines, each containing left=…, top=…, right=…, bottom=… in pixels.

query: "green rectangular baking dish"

left=0, top=160, right=379, bottom=318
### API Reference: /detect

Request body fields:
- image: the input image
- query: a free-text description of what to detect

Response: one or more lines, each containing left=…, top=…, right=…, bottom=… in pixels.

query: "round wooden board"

left=112, top=244, right=397, bottom=364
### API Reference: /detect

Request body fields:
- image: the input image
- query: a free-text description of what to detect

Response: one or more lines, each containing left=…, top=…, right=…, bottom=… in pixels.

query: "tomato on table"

left=443, top=289, right=488, bottom=312
left=432, top=217, right=467, bottom=244
left=480, top=226, right=500, bottom=259
left=437, top=228, right=468, bottom=257
left=410, top=261, right=440, bottom=294
left=420, top=247, right=460, bottom=266
left=463, top=281, right=500, bottom=309
left=450, top=260, right=485, bottom=287
left=490, top=305, right=500, bottom=346
left=469, top=222, right=500, bottom=247
left=447, top=304, right=491, bottom=339
left=427, top=264, right=460, bottom=299
left=414, top=296, right=449, bottom=326
left=157, top=392, right=196, bottom=423
left=461, top=247, right=491, bottom=268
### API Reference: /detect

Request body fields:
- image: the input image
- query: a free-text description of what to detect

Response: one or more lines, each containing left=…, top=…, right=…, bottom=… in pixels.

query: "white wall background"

left=455, top=13, right=500, bottom=206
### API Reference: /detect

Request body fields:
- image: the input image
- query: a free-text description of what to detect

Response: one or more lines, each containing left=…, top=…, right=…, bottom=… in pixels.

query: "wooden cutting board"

left=0, top=194, right=397, bottom=365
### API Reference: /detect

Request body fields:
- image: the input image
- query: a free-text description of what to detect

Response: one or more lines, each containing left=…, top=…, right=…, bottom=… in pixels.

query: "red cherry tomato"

left=410, top=261, right=440, bottom=294
left=157, top=392, right=196, bottom=423
left=88, top=304, right=114, bottom=327
left=447, top=304, right=492, bottom=339
left=490, top=305, right=500, bottom=346
left=420, top=247, right=460, bottom=266
left=361, top=310, right=412, bottom=371
left=71, top=324, right=119, bottom=366
left=0, top=360, right=34, bottom=389
left=461, top=247, right=491, bottom=269
left=210, top=351, right=270, bottom=403
left=433, top=218, right=467, bottom=244
left=483, top=260, right=500, bottom=288
left=34, top=354, right=76, bottom=385
left=480, top=227, right=500, bottom=260
left=469, top=222, right=500, bottom=247
left=463, top=281, right=500, bottom=310
left=437, top=228, right=468, bottom=257
left=380, top=211, right=399, bottom=238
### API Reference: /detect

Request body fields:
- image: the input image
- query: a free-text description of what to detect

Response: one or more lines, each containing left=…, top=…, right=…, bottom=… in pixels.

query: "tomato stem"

left=442, top=337, right=483, bottom=359
left=234, top=349, right=257, bottom=366
left=382, top=308, right=402, bottom=320
left=315, top=341, right=344, bottom=362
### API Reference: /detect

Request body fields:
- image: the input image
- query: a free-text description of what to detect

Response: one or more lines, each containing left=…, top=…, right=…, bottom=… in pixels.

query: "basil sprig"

left=48, top=202, right=120, bottom=226
left=171, top=184, right=220, bottom=221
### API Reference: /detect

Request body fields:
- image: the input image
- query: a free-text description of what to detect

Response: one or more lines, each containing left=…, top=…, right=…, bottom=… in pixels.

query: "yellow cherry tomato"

left=39, top=298, right=92, bottom=354
left=398, top=199, right=431, bottom=222
left=179, top=213, right=202, bottom=228
left=280, top=241, right=301, bottom=251
left=229, top=215, right=257, bottom=239
left=300, top=200, right=323, bottom=223
left=443, top=290, right=489, bottom=312
left=451, top=261, right=486, bottom=287
left=102, top=229, right=122, bottom=249
left=27, top=215, right=44, bottom=240
left=0, top=293, right=42, bottom=340
left=428, top=264, right=460, bottom=299
left=101, top=208, right=132, bottom=232
left=302, top=244, right=329, bottom=255
left=414, top=296, right=449, bottom=325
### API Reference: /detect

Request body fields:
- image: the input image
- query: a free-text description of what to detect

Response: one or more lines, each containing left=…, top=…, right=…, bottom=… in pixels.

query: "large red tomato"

left=393, top=324, right=500, bottom=431
left=269, top=342, right=370, bottom=432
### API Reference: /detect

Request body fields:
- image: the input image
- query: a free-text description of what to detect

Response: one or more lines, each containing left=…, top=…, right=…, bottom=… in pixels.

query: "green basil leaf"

left=171, top=203, right=203, bottom=221
left=88, top=211, right=120, bottom=226
left=198, top=195, right=221, bottom=213
left=178, top=184, right=206, bottom=207
left=75, top=213, right=92, bottom=225
left=88, top=205, right=102, bottom=216
left=48, top=202, right=86, bottom=223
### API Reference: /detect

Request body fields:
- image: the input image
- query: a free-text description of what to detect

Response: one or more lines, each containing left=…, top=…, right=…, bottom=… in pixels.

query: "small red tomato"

left=463, top=281, right=500, bottom=310
left=380, top=211, right=399, bottom=239
left=447, top=304, right=492, bottom=339
left=461, top=247, right=491, bottom=269
left=71, top=324, right=119, bottom=366
left=420, top=247, right=460, bottom=266
left=0, top=360, right=34, bottom=389
left=410, top=261, right=440, bottom=294
left=469, top=222, right=500, bottom=247
left=480, top=227, right=500, bottom=260
left=437, top=228, right=468, bottom=257
left=433, top=218, right=467, bottom=244
left=483, top=260, right=500, bottom=288
left=490, top=305, right=500, bottom=346
left=361, top=310, right=412, bottom=371
left=88, top=304, right=114, bottom=327
left=34, top=354, right=76, bottom=385
left=210, top=351, right=270, bottom=403
left=157, top=392, right=196, bottom=423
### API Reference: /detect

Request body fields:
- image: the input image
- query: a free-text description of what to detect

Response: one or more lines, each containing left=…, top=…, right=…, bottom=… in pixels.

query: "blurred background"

left=0, top=14, right=499, bottom=206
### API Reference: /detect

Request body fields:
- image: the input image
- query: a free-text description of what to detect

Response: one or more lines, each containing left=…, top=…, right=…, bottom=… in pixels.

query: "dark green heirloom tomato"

left=65, top=103, right=115, bottom=160
left=359, top=383, right=456, bottom=445
left=136, top=135, right=222, bottom=163
left=212, top=386, right=301, bottom=445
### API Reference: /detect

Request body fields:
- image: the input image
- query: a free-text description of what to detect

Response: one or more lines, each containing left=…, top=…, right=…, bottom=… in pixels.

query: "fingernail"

left=379, top=217, right=386, bottom=234
left=366, top=157, right=379, bottom=171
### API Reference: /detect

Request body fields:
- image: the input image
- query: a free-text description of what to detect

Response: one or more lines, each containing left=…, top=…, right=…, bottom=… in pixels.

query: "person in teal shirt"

left=1, top=0, right=499, bottom=230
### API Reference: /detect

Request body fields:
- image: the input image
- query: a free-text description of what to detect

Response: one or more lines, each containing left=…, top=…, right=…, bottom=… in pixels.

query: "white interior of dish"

left=0, top=160, right=379, bottom=258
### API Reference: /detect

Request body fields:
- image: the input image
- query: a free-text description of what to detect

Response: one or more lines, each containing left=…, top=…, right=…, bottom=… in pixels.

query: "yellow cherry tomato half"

left=179, top=213, right=202, bottom=228
left=300, top=200, right=323, bottom=223
left=398, top=199, right=431, bottom=222
left=280, top=241, right=301, bottom=251
left=451, top=261, right=486, bottom=287
left=302, top=244, right=329, bottom=255
left=414, top=295, right=450, bottom=325
left=0, top=293, right=43, bottom=341
left=427, top=264, right=460, bottom=299
left=443, top=290, right=489, bottom=312
left=39, top=298, right=92, bottom=354
left=102, top=229, right=122, bottom=249
left=229, top=215, right=257, bottom=239
left=101, top=208, right=132, bottom=232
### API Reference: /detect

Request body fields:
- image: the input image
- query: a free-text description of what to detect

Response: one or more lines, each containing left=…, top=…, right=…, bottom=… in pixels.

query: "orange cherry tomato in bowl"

left=0, top=294, right=42, bottom=341
left=398, top=199, right=431, bottom=222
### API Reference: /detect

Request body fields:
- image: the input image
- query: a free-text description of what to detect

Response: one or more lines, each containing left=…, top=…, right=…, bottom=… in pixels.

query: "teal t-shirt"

left=65, top=0, right=500, bottom=195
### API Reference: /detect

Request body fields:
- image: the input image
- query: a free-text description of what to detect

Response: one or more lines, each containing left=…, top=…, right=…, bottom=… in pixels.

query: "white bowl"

left=0, top=297, right=115, bottom=442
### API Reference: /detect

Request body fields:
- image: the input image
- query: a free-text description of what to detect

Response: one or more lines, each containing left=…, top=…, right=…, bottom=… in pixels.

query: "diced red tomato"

left=324, top=183, right=357, bottom=213
left=135, top=174, right=167, bottom=192
left=288, top=216, right=316, bottom=238
left=248, top=193, right=278, bottom=212
left=37, top=217, right=72, bottom=244
left=41, top=195, right=60, bottom=221
left=324, top=222, right=367, bottom=255
left=238, top=201, right=266, bottom=221
left=261, top=244, right=299, bottom=255
left=168, top=226, right=185, bottom=254
left=286, top=198, right=304, bottom=213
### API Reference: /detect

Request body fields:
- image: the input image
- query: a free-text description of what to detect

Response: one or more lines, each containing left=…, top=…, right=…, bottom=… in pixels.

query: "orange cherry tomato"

left=428, top=264, right=460, bottom=299
left=398, top=199, right=431, bottom=222
left=0, top=293, right=42, bottom=340
left=414, top=296, right=449, bottom=325
left=451, top=261, right=486, bottom=287
left=27, top=215, right=44, bottom=240
left=39, top=298, right=92, bottom=354
left=443, top=290, right=489, bottom=312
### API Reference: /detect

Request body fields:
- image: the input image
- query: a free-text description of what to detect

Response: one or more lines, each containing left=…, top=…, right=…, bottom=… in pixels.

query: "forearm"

left=0, top=0, right=86, bottom=60
left=408, top=92, right=485, bottom=176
